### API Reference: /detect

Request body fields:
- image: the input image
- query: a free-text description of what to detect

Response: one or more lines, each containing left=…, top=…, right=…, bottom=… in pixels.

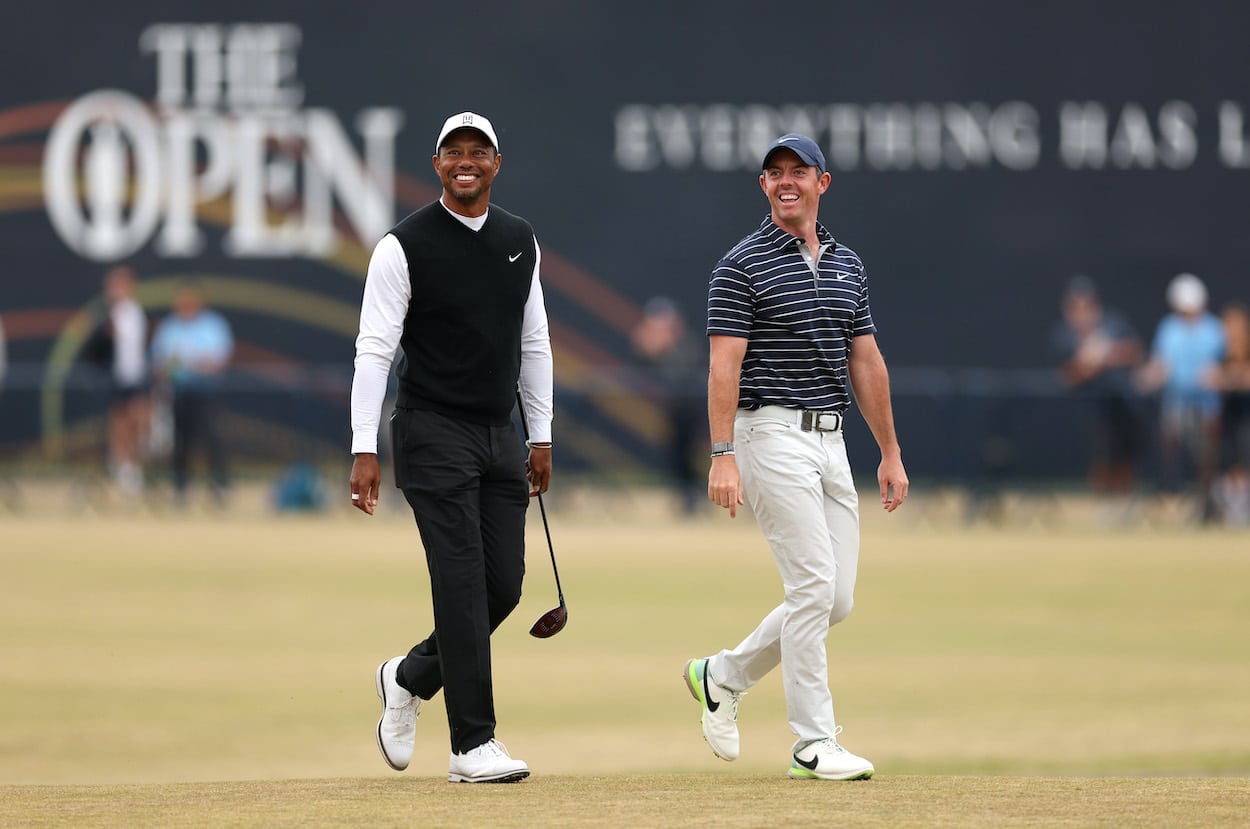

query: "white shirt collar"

left=439, top=196, right=488, bottom=231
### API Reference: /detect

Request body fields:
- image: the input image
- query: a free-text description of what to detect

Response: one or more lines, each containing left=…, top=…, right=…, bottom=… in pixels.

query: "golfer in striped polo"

left=685, top=133, right=909, bottom=780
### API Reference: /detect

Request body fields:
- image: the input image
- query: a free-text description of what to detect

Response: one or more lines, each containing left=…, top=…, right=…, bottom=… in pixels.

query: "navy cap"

left=762, top=134, right=826, bottom=175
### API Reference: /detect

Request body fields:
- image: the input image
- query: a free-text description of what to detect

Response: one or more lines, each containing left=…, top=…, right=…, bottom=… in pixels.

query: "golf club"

left=516, top=390, right=567, bottom=638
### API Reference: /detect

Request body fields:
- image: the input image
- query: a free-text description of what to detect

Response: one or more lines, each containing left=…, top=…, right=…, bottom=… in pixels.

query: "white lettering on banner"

left=1218, top=101, right=1250, bottom=168
left=619, top=101, right=1041, bottom=172
left=43, top=22, right=404, bottom=262
left=1059, top=102, right=1108, bottom=168
left=1158, top=101, right=1199, bottom=169
left=44, top=91, right=165, bottom=260
left=616, top=100, right=1233, bottom=173
left=139, top=23, right=304, bottom=114
left=1061, top=101, right=1198, bottom=169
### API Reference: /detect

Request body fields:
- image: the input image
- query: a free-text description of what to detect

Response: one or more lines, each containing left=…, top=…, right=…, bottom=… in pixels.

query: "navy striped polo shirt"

left=707, top=216, right=876, bottom=412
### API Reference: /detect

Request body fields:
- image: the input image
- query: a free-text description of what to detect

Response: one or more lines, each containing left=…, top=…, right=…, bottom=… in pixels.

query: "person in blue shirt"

left=150, top=282, right=234, bottom=505
left=1139, top=273, right=1226, bottom=521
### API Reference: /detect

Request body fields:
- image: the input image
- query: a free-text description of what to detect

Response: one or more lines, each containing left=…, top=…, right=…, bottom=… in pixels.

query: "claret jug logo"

left=43, top=23, right=404, bottom=261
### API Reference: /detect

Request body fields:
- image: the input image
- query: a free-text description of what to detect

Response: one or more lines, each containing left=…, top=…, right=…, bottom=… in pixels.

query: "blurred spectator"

left=630, top=296, right=707, bottom=514
left=1212, top=457, right=1250, bottom=527
left=1211, top=302, right=1250, bottom=526
left=1050, top=275, right=1145, bottom=521
left=272, top=462, right=327, bottom=512
left=150, top=282, right=234, bottom=506
left=0, top=313, right=7, bottom=391
left=1138, top=273, right=1226, bottom=522
left=101, top=266, right=150, bottom=495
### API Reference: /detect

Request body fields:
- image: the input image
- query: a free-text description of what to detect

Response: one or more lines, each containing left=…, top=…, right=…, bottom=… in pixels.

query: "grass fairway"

left=2, top=489, right=1249, bottom=826
left=4, top=775, right=1249, bottom=828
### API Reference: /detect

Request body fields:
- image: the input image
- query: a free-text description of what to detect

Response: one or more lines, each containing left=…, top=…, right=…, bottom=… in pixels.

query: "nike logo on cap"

left=508, top=251, right=523, bottom=262
left=778, top=136, right=801, bottom=143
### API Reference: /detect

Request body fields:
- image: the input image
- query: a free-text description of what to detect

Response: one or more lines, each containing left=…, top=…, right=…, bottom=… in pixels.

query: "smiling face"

left=759, top=148, right=830, bottom=236
left=433, top=128, right=501, bottom=217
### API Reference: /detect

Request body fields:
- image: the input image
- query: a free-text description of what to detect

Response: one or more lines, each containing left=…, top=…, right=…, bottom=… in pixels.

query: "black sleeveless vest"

left=388, top=201, right=537, bottom=425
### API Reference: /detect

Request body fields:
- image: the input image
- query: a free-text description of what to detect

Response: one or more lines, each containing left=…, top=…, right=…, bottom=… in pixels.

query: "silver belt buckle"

left=803, top=411, right=841, bottom=432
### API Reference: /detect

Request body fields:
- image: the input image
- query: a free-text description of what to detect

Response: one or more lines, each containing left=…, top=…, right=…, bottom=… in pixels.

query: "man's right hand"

left=349, top=453, right=381, bottom=515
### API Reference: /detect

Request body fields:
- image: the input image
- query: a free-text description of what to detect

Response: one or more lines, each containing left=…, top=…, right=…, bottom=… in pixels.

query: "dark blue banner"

left=2, top=1, right=1247, bottom=484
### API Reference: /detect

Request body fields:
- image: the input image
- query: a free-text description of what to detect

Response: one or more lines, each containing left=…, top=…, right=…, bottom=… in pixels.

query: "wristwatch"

left=710, top=441, right=735, bottom=457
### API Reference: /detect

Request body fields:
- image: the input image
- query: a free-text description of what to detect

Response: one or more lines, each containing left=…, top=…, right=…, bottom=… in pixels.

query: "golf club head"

left=529, top=604, right=567, bottom=638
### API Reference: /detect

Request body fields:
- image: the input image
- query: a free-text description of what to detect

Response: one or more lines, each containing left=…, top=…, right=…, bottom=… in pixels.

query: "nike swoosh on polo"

left=795, top=753, right=819, bottom=770
left=508, top=251, right=523, bottom=262
left=702, top=668, right=720, bottom=713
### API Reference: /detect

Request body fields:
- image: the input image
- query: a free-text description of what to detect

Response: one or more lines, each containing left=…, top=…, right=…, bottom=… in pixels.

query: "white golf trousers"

left=711, top=406, right=860, bottom=747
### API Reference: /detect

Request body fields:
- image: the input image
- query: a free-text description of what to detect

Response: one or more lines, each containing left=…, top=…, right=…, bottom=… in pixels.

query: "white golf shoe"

left=375, top=656, right=420, bottom=771
left=448, top=738, right=530, bottom=783
left=788, top=728, right=874, bottom=781
left=683, top=657, right=742, bottom=761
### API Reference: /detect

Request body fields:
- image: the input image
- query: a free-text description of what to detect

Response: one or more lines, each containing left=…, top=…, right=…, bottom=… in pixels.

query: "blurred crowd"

left=630, top=296, right=708, bottom=516
left=83, top=267, right=235, bottom=506
left=4, top=266, right=1249, bottom=528
left=1052, top=272, right=1250, bottom=527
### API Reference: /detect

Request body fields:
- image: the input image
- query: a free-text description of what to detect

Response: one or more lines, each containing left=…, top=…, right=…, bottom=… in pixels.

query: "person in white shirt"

left=349, top=112, right=554, bottom=784
left=103, top=266, right=150, bottom=495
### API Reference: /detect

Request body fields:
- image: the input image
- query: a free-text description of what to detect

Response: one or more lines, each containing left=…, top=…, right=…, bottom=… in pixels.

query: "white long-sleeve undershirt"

left=349, top=200, right=554, bottom=455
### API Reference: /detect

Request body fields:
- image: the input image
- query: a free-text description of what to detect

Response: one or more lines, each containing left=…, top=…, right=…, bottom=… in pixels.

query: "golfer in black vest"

left=349, top=111, right=554, bottom=783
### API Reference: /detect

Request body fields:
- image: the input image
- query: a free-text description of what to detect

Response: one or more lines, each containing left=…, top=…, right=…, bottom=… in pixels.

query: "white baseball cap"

left=434, top=111, right=499, bottom=153
left=1167, top=272, right=1207, bottom=313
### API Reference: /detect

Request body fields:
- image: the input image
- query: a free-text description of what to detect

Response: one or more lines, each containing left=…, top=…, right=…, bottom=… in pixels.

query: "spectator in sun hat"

left=1138, top=272, right=1226, bottom=520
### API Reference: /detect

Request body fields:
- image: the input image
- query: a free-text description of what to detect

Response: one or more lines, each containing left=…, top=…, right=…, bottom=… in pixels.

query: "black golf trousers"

left=171, top=388, right=228, bottom=494
left=390, top=407, right=529, bottom=755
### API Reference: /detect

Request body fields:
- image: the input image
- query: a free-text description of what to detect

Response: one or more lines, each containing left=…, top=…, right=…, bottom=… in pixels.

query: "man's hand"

left=349, top=453, right=381, bottom=515
left=708, top=454, right=744, bottom=518
left=879, top=455, right=909, bottom=513
left=526, top=445, right=552, bottom=496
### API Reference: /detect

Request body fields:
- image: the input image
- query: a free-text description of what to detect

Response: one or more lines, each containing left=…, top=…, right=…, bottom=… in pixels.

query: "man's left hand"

left=879, top=457, right=909, bottom=512
left=526, top=446, right=552, bottom=496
